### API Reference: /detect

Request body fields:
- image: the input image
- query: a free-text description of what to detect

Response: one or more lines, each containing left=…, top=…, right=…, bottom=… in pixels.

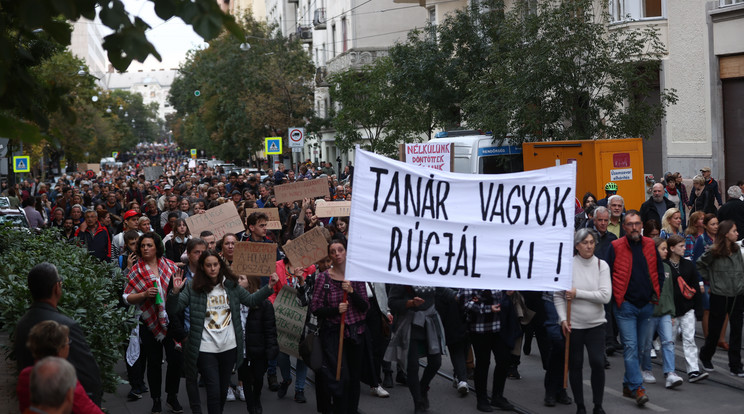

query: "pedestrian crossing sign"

left=265, top=137, right=282, bottom=155
left=190, top=148, right=197, bottom=159
left=112, top=151, right=119, bottom=158
left=13, top=156, right=30, bottom=173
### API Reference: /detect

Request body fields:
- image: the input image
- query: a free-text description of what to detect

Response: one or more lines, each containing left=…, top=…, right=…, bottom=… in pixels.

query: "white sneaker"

left=371, top=385, right=390, bottom=398
left=226, top=386, right=236, bottom=402
left=457, top=381, right=469, bottom=396
left=650, top=349, right=657, bottom=359
left=652, top=338, right=661, bottom=351
left=642, top=370, right=656, bottom=384
left=236, top=385, right=245, bottom=401
left=665, top=372, right=683, bottom=389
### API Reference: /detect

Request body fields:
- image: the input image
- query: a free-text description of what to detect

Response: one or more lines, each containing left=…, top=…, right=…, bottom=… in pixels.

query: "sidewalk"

left=0, top=333, right=19, bottom=412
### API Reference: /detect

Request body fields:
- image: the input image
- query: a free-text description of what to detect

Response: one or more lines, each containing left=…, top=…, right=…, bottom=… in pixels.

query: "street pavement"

left=4, top=324, right=744, bottom=414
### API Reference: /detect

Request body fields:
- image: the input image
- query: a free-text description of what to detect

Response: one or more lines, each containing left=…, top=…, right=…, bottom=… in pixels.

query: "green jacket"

left=653, top=263, right=676, bottom=317
left=166, top=279, right=273, bottom=379
left=696, top=249, right=744, bottom=297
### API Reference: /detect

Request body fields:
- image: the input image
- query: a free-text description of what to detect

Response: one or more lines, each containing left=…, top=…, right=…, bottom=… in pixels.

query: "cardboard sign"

left=273, top=286, right=305, bottom=358
left=282, top=226, right=330, bottom=269
left=315, top=201, right=351, bottom=218
left=77, top=163, right=100, bottom=174
left=232, top=242, right=277, bottom=276
left=144, top=166, right=165, bottom=182
left=244, top=208, right=282, bottom=230
left=185, top=202, right=244, bottom=241
left=274, top=179, right=330, bottom=204
left=401, top=142, right=454, bottom=172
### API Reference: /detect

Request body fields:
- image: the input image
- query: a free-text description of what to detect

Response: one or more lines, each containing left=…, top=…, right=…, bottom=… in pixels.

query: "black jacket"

left=14, top=302, right=103, bottom=406
left=718, top=199, right=744, bottom=241
left=667, top=259, right=703, bottom=320
left=689, top=187, right=717, bottom=214
left=640, top=196, right=675, bottom=226
left=244, top=299, right=279, bottom=362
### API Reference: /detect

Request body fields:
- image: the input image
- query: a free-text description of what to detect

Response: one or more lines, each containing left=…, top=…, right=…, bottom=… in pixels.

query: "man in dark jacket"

left=592, top=207, right=622, bottom=357
left=13, top=262, right=103, bottom=406
left=75, top=210, right=111, bottom=262
left=640, top=183, right=675, bottom=226
left=718, top=186, right=744, bottom=241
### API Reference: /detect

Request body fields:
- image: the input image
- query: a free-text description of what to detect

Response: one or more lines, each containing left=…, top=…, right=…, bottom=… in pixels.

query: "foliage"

left=1, top=0, right=242, bottom=144
left=0, top=226, right=130, bottom=393
left=168, top=14, right=315, bottom=162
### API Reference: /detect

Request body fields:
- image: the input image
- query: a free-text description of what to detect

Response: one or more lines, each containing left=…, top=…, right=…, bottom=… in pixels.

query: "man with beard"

left=607, top=195, right=625, bottom=239
left=640, top=183, right=675, bottom=226
left=605, top=211, right=663, bottom=408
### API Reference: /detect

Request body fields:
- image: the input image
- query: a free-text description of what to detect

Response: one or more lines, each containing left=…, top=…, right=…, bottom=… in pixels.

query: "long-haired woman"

left=659, top=208, right=683, bottom=239
left=684, top=211, right=705, bottom=258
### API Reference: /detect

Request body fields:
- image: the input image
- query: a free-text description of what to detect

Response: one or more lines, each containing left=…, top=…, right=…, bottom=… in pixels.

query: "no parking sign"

left=288, top=127, right=304, bottom=148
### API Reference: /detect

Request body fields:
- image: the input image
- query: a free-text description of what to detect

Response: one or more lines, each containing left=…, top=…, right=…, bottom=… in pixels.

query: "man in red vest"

left=605, top=210, right=662, bottom=408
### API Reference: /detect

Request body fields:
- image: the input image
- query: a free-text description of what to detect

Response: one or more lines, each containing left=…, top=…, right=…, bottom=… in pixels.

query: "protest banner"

left=273, top=286, right=305, bottom=358
left=400, top=142, right=454, bottom=172
left=282, top=226, right=330, bottom=269
left=315, top=201, right=351, bottom=218
left=185, top=202, right=244, bottom=240
left=232, top=242, right=277, bottom=276
left=144, top=166, right=165, bottom=181
left=274, top=179, right=330, bottom=204
left=244, top=208, right=282, bottom=230
left=346, top=148, right=576, bottom=291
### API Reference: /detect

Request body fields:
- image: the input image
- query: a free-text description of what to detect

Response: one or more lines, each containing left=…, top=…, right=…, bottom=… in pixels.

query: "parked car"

left=0, top=206, right=30, bottom=231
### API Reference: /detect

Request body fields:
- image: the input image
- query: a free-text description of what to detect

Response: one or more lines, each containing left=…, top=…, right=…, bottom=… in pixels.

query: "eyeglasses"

left=625, top=222, right=643, bottom=228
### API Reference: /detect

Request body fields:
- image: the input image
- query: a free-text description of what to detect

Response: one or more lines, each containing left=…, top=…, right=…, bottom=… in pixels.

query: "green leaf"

left=0, top=114, right=44, bottom=144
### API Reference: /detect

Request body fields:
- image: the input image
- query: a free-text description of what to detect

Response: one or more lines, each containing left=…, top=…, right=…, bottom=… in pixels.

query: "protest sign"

left=273, top=286, right=305, bottom=358
left=185, top=202, right=244, bottom=241
left=232, top=242, right=277, bottom=276
left=78, top=163, right=100, bottom=174
left=346, top=148, right=576, bottom=291
left=282, top=226, right=329, bottom=269
left=144, top=166, right=165, bottom=181
left=315, top=201, right=351, bottom=218
left=401, top=143, right=454, bottom=172
left=274, top=179, right=329, bottom=204
left=244, top=208, right=282, bottom=230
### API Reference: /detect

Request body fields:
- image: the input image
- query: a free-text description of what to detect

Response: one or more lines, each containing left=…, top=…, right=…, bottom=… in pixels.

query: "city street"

left=101, top=326, right=744, bottom=414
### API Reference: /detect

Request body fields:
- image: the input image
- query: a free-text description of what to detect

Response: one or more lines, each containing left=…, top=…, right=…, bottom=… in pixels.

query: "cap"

left=164, top=184, right=172, bottom=190
left=231, top=190, right=241, bottom=196
left=123, top=210, right=141, bottom=220
left=700, top=166, right=711, bottom=172
left=604, top=182, right=618, bottom=192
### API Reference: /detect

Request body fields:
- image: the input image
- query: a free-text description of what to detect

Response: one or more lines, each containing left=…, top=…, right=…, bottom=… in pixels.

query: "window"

left=331, top=25, right=336, bottom=56
left=609, top=0, right=666, bottom=22
left=427, top=6, right=436, bottom=25
left=720, top=0, right=744, bottom=5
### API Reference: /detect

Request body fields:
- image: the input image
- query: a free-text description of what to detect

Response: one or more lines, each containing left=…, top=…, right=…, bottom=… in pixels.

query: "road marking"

left=583, top=380, right=669, bottom=412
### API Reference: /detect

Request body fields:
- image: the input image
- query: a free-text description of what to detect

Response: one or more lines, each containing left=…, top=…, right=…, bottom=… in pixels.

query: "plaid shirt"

left=458, top=289, right=503, bottom=334
left=124, top=257, right=179, bottom=341
left=310, top=270, right=368, bottom=337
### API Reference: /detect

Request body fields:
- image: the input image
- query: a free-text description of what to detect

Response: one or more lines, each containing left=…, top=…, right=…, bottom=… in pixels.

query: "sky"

left=116, top=0, right=206, bottom=70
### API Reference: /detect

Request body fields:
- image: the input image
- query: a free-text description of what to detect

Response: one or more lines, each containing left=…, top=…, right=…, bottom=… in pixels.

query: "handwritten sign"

left=346, top=148, right=576, bottom=291
left=274, top=179, right=330, bottom=204
left=273, top=286, right=305, bottom=358
left=282, top=226, right=329, bottom=269
left=144, top=166, right=165, bottom=182
left=185, top=202, right=244, bottom=240
left=78, top=163, right=100, bottom=174
left=402, top=142, right=453, bottom=172
left=244, top=208, right=282, bottom=230
left=315, top=201, right=351, bottom=218
left=232, top=242, right=277, bottom=276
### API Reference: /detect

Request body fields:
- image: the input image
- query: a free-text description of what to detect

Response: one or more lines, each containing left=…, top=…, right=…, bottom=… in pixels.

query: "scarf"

left=124, top=257, right=178, bottom=341
left=667, top=186, right=677, bottom=196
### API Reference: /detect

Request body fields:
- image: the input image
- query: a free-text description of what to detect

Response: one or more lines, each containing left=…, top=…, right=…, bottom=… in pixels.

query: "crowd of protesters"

left=7, top=145, right=744, bottom=414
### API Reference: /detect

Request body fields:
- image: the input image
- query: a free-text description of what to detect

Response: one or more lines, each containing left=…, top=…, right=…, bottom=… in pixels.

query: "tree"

left=169, top=15, right=314, bottom=162
left=1, top=0, right=242, bottom=144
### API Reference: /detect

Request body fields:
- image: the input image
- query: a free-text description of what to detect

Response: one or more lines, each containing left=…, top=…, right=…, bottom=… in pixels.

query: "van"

left=431, top=130, right=523, bottom=174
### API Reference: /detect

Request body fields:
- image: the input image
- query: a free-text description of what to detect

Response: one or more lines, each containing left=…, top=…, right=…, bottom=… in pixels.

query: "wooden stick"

left=336, top=291, right=348, bottom=381
left=563, top=299, right=572, bottom=389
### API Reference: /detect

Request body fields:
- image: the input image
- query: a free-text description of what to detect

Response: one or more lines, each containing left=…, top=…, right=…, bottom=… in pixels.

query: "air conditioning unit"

left=298, top=26, right=312, bottom=42
left=313, top=8, right=327, bottom=29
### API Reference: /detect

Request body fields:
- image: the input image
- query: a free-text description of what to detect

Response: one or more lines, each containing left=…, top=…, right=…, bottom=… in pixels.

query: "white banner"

left=346, top=149, right=576, bottom=291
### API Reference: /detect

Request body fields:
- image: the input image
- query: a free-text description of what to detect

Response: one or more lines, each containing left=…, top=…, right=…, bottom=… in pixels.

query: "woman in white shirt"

left=555, top=228, right=612, bottom=414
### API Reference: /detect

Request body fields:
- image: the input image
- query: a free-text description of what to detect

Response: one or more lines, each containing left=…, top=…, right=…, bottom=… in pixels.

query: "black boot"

left=477, top=395, right=494, bottom=412
left=383, top=371, right=394, bottom=388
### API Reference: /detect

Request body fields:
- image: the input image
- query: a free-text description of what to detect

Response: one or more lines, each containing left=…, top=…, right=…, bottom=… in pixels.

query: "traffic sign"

left=288, top=127, right=305, bottom=148
left=190, top=148, right=197, bottom=159
left=265, top=137, right=282, bottom=155
left=13, top=156, right=30, bottom=173
left=112, top=151, right=119, bottom=158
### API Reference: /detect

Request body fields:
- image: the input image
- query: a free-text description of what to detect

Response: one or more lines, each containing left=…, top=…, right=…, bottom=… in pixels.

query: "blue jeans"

left=614, top=301, right=653, bottom=391
left=641, top=315, right=675, bottom=374
left=277, top=352, right=307, bottom=391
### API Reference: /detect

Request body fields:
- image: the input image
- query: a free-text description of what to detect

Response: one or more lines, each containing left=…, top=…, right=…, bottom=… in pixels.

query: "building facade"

left=69, top=18, right=108, bottom=86
left=104, top=69, right=179, bottom=121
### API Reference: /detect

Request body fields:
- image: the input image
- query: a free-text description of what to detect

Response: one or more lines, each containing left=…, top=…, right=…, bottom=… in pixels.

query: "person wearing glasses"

left=13, top=262, right=103, bottom=406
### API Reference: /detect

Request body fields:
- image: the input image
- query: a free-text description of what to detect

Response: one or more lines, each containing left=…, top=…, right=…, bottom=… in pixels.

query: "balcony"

left=313, top=8, right=327, bottom=29
left=288, top=0, right=298, bottom=3
left=327, top=48, right=389, bottom=74
left=315, top=66, right=328, bottom=87
left=298, top=26, right=312, bottom=43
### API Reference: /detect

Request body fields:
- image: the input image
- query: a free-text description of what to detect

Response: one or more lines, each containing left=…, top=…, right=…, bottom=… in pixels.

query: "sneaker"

left=622, top=385, right=632, bottom=398
left=151, top=398, right=162, bottom=414
left=730, top=368, right=744, bottom=377
left=236, top=385, right=246, bottom=401
left=166, top=395, right=183, bottom=414
left=278, top=379, right=292, bottom=399
left=593, top=407, right=606, bottom=414
left=225, top=387, right=236, bottom=402
left=457, top=381, right=469, bottom=396
left=477, top=397, right=494, bottom=412
left=294, top=390, right=307, bottom=403
left=127, top=390, right=142, bottom=401
left=490, top=395, right=514, bottom=410
left=642, top=370, right=656, bottom=384
left=650, top=349, right=657, bottom=359
left=267, top=373, right=279, bottom=391
left=688, top=371, right=709, bottom=383
left=371, top=385, right=390, bottom=398
left=665, top=372, right=683, bottom=389
left=631, top=388, right=649, bottom=406
left=700, top=355, right=715, bottom=372
left=556, top=390, right=572, bottom=405
left=652, top=338, right=661, bottom=352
